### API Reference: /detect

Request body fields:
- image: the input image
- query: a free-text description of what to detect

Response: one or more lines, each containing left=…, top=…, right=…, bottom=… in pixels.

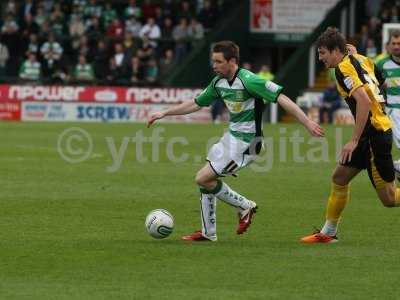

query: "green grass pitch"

left=1, top=122, right=400, bottom=299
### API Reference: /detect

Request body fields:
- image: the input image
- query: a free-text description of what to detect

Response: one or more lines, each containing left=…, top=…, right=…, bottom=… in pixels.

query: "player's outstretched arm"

left=147, top=99, right=202, bottom=127
left=277, top=93, right=324, bottom=137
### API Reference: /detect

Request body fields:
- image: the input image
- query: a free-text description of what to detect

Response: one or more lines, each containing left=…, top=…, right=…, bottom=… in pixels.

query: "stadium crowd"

left=0, top=0, right=230, bottom=85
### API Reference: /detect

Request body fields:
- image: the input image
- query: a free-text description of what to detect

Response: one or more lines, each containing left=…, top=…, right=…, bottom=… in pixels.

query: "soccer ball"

left=145, top=209, right=174, bottom=239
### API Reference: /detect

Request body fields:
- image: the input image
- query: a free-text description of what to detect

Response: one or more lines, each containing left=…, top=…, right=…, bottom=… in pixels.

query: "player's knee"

left=331, top=172, right=348, bottom=186
left=195, top=172, right=207, bottom=187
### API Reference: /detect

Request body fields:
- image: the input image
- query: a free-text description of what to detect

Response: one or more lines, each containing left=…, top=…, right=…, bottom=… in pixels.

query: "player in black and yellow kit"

left=302, top=27, right=400, bottom=243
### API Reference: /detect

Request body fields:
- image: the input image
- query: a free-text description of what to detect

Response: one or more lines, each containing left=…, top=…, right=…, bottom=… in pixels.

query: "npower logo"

left=8, top=86, right=85, bottom=101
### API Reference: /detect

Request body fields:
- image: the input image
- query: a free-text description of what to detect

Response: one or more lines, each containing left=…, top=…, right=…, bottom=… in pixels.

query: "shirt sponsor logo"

left=344, top=77, right=354, bottom=90
left=265, top=81, right=279, bottom=93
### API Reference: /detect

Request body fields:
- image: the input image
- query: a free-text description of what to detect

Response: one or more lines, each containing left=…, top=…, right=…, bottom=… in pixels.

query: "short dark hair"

left=390, top=29, right=400, bottom=41
left=316, top=27, right=347, bottom=53
left=212, top=41, right=240, bottom=63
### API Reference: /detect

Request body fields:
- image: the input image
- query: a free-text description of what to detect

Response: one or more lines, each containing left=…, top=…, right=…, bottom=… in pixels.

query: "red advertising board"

left=0, top=85, right=203, bottom=104
left=0, top=101, right=21, bottom=121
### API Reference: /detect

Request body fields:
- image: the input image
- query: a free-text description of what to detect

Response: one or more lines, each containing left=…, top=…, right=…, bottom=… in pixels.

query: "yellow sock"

left=326, top=182, right=350, bottom=223
left=395, top=188, right=400, bottom=207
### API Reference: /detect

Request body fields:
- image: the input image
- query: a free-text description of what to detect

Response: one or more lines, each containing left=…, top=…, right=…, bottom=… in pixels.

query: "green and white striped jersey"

left=19, top=60, right=41, bottom=80
left=195, top=68, right=283, bottom=143
left=376, top=55, right=400, bottom=105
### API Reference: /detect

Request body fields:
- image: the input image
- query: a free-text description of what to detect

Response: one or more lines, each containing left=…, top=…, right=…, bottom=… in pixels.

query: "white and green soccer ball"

left=145, top=209, right=174, bottom=239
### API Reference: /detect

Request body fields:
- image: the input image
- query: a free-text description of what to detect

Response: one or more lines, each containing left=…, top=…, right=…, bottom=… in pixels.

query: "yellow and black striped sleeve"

left=335, top=57, right=366, bottom=97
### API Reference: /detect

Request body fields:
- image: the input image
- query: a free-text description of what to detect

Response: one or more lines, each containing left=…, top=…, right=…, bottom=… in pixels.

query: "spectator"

left=173, top=18, right=189, bottom=63
left=187, top=18, right=204, bottom=46
left=130, top=55, right=143, bottom=85
left=69, top=14, right=86, bottom=39
left=154, top=6, right=164, bottom=27
left=146, top=58, right=158, bottom=83
left=125, top=15, right=142, bottom=38
left=161, top=0, right=176, bottom=21
left=257, top=64, right=274, bottom=81
left=139, top=17, right=161, bottom=46
left=102, top=2, right=118, bottom=28
left=141, top=0, right=157, bottom=20
left=92, top=40, right=109, bottom=81
left=25, top=33, right=40, bottom=58
left=19, top=52, right=41, bottom=81
left=19, top=0, right=36, bottom=24
left=178, top=1, right=194, bottom=20
left=106, top=19, right=124, bottom=40
left=74, top=54, right=95, bottom=82
left=319, top=82, right=342, bottom=124
left=198, top=0, right=218, bottom=30
left=137, top=36, right=154, bottom=64
left=107, top=57, right=128, bottom=85
left=113, top=43, right=130, bottom=74
left=159, top=48, right=175, bottom=78
left=21, top=13, right=40, bottom=39
left=86, top=16, right=103, bottom=44
left=40, top=32, right=63, bottom=77
left=84, top=0, right=102, bottom=20
left=161, top=17, right=175, bottom=50
left=50, top=3, right=65, bottom=38
left=34, top=6, right=48, bottom=27
left=1, top=14, right=19, bottom=35
left=124, top=0, right=142, bottom=20
left=123, top=32, right=137, bottom=61
left=0, top=42, right=10, bottom=77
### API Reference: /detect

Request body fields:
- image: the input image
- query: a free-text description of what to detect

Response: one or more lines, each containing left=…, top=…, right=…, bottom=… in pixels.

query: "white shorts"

left=386, top=106, right=400, bottom=148
left=206, top=132, right=259, bottom=176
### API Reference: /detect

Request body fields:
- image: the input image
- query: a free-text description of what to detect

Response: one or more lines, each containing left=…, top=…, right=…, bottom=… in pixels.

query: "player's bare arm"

left=339, top=86, right=371, bottom=164
left=147, top=99, right=201, bottom=127
left=277, top=93, right=325, bottom=137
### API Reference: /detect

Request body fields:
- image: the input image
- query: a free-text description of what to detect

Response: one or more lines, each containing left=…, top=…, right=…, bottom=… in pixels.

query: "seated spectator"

left=146, top=58, right=158, bottom=83
left=139, top=17, right=161, bottom=46
left=102, top=2, right=118, bottom=28
left=92, top=40, right=110, bottom=82
left=137, top=36, right=154, bottom=64
left=130, top=55, right=143, bottom=84
left=173, top=18, right=189, bottom=63
left=124, top=0, right=142, bottom=20
left=178, top=1, right=194, bottom=20
left=34, top=6, right=48, bottom=27
left=319, top=82, right=342, bottom=124
left=69, top=14, right=86, bottom=39
left=21, top=13, right=40, bottom=39
left=49, top=3, right=65, bottom=38
left=1, top=14, right=19, bottom=35
left=86, top=16, right=103, bottom=44
left=84, top=0, right=102, bottom=20
left=198, top=0, right=218, bottom=30
left=159, top=48, right=175, bottom=78
left=123, top=32, right=137, bottom=61
left=187, top=17, right=204, bottom=47
left=19, top=52, right=41, bottom=81
left=106, top=19, right=124, bottom=40
left=25, top=33, right=40, bottom=58
left=125, top=15, right=142, bottom=38
left=74, top=54, right=95, bottom=82
left=40, top=32, right=63, bottom=77
left=161, top=0, right=177, bottom=21
left=141, top=0, right=157, bottom=20
left=113, top=43, right=130, bottom=74
left=0, top=42, right=9, bottom=77
left=107, top=57, right=129, bottom=85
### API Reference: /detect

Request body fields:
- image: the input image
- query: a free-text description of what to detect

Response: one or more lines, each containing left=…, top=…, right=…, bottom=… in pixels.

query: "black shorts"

left=342, top=128, right=395, bottom=187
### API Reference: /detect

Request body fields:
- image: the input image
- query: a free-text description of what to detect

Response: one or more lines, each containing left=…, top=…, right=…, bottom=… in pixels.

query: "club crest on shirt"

left=225, top=101, right=243, bottom=113
left=344, top=77, right=354, bottom=89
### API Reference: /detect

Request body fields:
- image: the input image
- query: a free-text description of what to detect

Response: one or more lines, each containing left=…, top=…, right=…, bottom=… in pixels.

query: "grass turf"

left=1, top=122, right=400, bottom=299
